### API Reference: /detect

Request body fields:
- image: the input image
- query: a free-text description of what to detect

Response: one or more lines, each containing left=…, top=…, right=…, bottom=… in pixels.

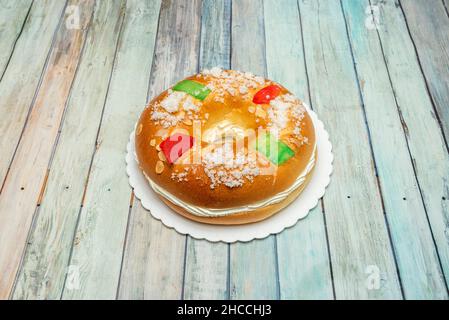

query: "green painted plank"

left=12, top=0, right=126, bottom=300
left=183, top=0, right=230, bottom=300
left=0, top=0, right=32, bottom=78
left=0, top=0, right=66, bottom=192
left=342, top=0, right=448, bottom=299
left=229, top=0, right=278, bottom=300
left=263, top=0, right=333, bottom=300
left=399, top=0, right=449, bottom=143
left=298, top=0, right=402, bottom=299
left=117, top=0, right=201, bottom=300
left=0, top=0, right=95, bottom=300
left=371, top=0, right=449, bottom=292
left=60, top=0, right=161, bottom=300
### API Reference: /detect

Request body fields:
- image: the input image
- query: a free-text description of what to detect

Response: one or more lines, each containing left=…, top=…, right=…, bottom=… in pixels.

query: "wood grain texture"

left=0, top=0, right=32, bottom=78
left=0, top=0, right=446, bottom=300
left=342, top=0, right=448, bottom=299
left=183, top=0, right=230, bottom=300
left=117, top=0, right=201, bottom=300
left=229, top=0, right=278, bottom=300
left=298, top=0, right=402, bottom=299
left=263, top=0, right=333, bottom=300
left=400, top=0, right=449, bottom=146
left=12, top=0, right=126, bottom=300
left=0, top=0, right=66, bottom=190
left=0, top=0, right=95, bottom=300
left=371, top=0, right=449, bottom=291
left=59, top=0, right=161, bottom=300
left=199, top=0, right=231, bottom=69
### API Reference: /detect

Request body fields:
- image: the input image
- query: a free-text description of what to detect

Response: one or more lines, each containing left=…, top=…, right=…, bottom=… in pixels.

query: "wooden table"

left=0, top=0, right=448, bottom=300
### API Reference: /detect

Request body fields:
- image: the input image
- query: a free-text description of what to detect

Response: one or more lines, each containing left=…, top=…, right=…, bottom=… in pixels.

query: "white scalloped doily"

left=126, top=107, right=333, bottom=243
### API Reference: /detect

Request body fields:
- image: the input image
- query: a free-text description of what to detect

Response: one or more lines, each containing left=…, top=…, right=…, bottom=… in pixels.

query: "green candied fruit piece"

left=172, top=79, right=211, bottom=101
left=255, top=133, right=295, bottom=165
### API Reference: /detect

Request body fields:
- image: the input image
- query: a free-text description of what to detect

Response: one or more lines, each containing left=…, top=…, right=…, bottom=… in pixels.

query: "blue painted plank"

left=297, top=0, right=402, bottom=299
left=371, top=0, right=449, bottom=293
left=263, top=0, right=333, bottom=300
left=400, top=0, right=449, bottom=146
left=342, top=0, right=448, bottom=299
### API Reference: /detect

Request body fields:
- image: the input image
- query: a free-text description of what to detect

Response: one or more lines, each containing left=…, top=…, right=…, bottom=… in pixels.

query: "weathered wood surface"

left=298, top=0, right=402, bottom=299
left=399, top=0, right=449, bottom=146
left=371, top=0, right=449, bottom=292
left=397, top=0, right=449, bottom=288
left=118, top=0, right=201, bottom=300
left=0, top=0, right=95, bottom=299
left=264, top=0, right=333, bottom=300
left=13, top=0, right=126, bottom=300
left=0, top=0, right=66, bottom=189
left=0, top=0, right=32, bottom=78
left=342, top=0, right=448, bottom=299
left=0, top=0, right=448, bottom=300
left=59, top=0, right=161, bottom=299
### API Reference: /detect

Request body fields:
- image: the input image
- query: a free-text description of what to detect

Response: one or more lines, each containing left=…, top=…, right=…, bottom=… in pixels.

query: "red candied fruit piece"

left=252, top=85, right=281, bottom=104
left=159, top=133, right=194, bottom=164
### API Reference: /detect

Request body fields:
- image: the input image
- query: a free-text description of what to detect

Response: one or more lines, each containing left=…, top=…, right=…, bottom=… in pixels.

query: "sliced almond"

left=136, top=123, right=143, bottom=135
left=258, top=156, right=270, bottom=167
left=255, top=107, right=266, bottom=118
left=150, top=139, right=156, bottom=147
left=183, top=118, right=192, bottom=126
left=156, top=144, right=161, bottom=151
left=172, top=128, right=189, bottom=135
left=248, top=106, right=255, bottom=113
left=158, top=151, right=166, bottom=161
left=155, top=161, right=164, bottom=174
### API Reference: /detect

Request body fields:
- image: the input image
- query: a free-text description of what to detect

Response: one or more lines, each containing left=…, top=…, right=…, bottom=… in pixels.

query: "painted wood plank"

left=371, top=0, right=449, bottom=291
left=0, top=0, right=32, bottom=78
left=297, top=0, right=402, bottom=299
left=399, top=0, right=449, bottom=143
left=199, top=0, right=231, bottom=69
left=183, top=0, right=231, bottom=300
left=60, top=0, right=161, bottom=300
left=0, top=0, right=95, bottom=300
left=229, top=0, right=278, bottom=300
left=0, top=0, right=67, bottom=190
left=12, top=0, right=126, bottom=300
left=263, top=0, right=333, bottom=300
left=117, top=0, right=201, bottom=300
left=342, top=0, right=448, bottom=299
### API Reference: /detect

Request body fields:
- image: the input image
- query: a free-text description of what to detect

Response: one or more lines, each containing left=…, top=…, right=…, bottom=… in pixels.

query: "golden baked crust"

left=157, top=155, right=315, bottom=225
left=135, top=69, right=316, bottom=224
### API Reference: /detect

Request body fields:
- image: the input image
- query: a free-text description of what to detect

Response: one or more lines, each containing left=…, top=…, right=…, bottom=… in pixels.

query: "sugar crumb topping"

left=148, top=68, right=309, bottom=188
left=267, top=94, right=306, bottom=141
left=151, top=90, right=202, bottom=128
left=160, top=91, right=185, bottom=113
left=171, top=170, right=189, bottom=182
left=202, top=143, right=259, bottom=189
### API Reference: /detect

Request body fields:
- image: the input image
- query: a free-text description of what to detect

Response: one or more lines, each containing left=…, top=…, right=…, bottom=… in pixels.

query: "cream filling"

left=138, top=143, right=316, bottom=218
